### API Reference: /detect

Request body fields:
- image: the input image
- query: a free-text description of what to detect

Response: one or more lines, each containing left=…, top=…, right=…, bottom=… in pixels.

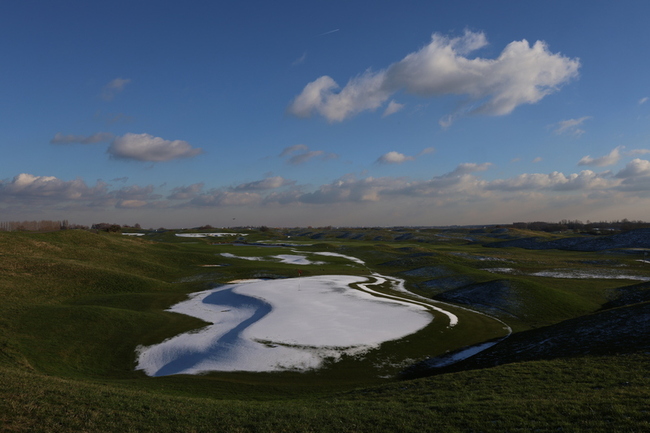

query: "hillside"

left=1, top=228, right=649, bottom=432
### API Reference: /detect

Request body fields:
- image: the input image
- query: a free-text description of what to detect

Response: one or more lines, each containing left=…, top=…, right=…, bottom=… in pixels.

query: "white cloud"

left=279, top=144, right=337, bottom=165
left=553, top=116, right=591, bottom=136
left=233, top=176, right=295, bottom=191
left=628, top=148, right=650, bottom=156
left=0, top=173, right=112, bottom=208
left=292, top=52, right=307, bottom=66
left=108, top=133, right=203, bottom=162
left=280, top=144, right=309, bottom=157
left=532, top=157, right=543, bottom=163
left=486, top=170, right=615, bottom=192
left=377, top=147, right=435, bottom=164
left=382, top=100, right=405, bottom=117
left=188, top=190, right=262, bottom=207
left=578, top=146, right=622, bottom=167
left=614, top=159, right=650, bottom=191
left=377, top=151, right=414, bottom=164
left=167, top=183, right=204, bottom=200
left=102, top=77, right=131, bottom=101
left=615, top=158, right=650, bottom=179
left=279, top=144, right=309, bottom=157
left=639, top=97, right=649, bottom=105
left=288, top=30, right=580, bottom=124
left=50, top=132, right=114, bottom=144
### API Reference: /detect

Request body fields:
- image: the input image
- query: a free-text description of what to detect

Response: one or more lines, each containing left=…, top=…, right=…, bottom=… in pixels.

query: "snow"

left=273, top=254, right=324, bottom=265
left=531, top=270, right=650, bottom=281
left=313, top=251, right=367, bottom=265
left=221, top=252, right=324, bottom=265
left=136, top=275, right=433, bottom=376
left=220, top=252, right=264, bottom=261
left=421, top=342, right=499, bottom=368
left=486, top=267, right=650, bottom=281
left=176, top=233, right=247, bottom=238
left=122, top=233, right=145, bottom=236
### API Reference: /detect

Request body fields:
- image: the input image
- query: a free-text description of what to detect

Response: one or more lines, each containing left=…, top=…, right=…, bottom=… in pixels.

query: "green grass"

left=1, top=228, right=649, bottom=431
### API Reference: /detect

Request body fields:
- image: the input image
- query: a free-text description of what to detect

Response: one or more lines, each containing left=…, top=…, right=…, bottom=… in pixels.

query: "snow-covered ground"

left=220, top=252, right=324, bottom=265
left=136, top=249, right=506, bottom=377
left=485, top=267, right=650, bottom=281
left=176, top=233, right=247, bottom=238
left=136, top=275, right=432, bottom=376
left=122, top=233, right=146, bottom=236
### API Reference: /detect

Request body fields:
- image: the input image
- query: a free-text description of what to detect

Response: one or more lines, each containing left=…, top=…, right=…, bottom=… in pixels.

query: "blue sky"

left=2, top=0, right=650, bottom=228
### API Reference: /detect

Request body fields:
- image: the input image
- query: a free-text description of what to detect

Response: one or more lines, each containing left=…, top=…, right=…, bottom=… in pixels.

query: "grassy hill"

left=1, top=228, right=649, bottom=432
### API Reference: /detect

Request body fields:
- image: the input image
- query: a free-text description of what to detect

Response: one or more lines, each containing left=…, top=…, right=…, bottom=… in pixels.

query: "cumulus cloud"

left=50, top=132, right=114, bottom=144
left=299, top=175, right=408, bottom=204
left=553, top=116, right=591, bottom=136
left=614, top=159, right=650, bottom=191
left=108, top=133, right=203, bottom=162
left=486, top=170, right=614, bottom=192
left=382, top=100, right=405, bottom=117
left=0, top=174, right=112, bottom=209
left=101, top=77, right=131, bottom=101
left=578, top=146, right=622, bottom=167
left=377, top=151, right=414, bottom=164
left=377, top=147, right=435, bottom=164
left=0, top=173, right=165, bottom=210
left=288, top=30, right=580, bottom=124
left=615, top=158, right=650, bottom=179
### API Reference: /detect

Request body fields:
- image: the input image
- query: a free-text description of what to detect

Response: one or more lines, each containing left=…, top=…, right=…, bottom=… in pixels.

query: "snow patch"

left=136, top=275, right=433, bottom=376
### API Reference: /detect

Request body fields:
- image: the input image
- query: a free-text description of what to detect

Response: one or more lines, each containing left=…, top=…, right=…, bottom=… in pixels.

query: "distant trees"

left=91, top=223, right=122, bottom=233
left=0, top=220, right=69, bottom=232
left=510, top=219, right=650, bottom=233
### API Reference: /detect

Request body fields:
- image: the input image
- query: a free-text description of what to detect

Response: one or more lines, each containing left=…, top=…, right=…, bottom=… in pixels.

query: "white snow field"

left=175, top=233, right=247, bottom=238
left=136, top=275, right=433, bottom=376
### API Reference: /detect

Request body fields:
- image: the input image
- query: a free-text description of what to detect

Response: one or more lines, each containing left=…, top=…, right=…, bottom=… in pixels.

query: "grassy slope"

left=1, top=228, right=649, bottom=432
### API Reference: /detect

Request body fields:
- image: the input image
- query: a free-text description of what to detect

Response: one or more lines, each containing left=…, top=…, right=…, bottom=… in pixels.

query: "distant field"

left=1, top=227, right=648, bottom=432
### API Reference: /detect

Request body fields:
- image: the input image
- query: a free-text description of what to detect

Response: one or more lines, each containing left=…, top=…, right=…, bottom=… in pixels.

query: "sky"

left=2, top=0, right=650, bottom=228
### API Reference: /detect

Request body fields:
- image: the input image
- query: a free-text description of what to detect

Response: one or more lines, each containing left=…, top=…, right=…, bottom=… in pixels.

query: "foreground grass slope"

left=1, top=228, right=649, bottom=432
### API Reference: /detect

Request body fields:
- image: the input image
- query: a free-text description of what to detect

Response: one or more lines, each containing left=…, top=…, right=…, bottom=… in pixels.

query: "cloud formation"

left=50, top=132, right=114, bottom=144
left=553, top=116, right=591, bottom=136
left=8, top=157, right=650, bottom=219
left=233, top=176, right=295, bottom=191
left=288, top=30, right=580, bottom=125
left=279, top=144, right=337, bottom=165
left=167, top=183, right=205, bottom=200
left=101, top=77, right=131, bottom=101
left=108, top=133, right=203, bottom=162
left=377, top=147, right=434, bottom=164
left=377, top=151, right=414, bottom=164
left=382, top=100, right=405, bottom=117
left=578, top=146, right=622, bottom=167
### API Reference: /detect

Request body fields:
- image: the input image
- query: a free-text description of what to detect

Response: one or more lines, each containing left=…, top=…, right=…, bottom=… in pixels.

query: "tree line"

left=508, top=219, right=650, bottom=233
left=0, top=220, right=71, bottom=232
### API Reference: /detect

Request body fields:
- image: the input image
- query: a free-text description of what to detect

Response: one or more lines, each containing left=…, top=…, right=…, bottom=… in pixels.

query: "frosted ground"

left=136, top=251, right=462, bottom=377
